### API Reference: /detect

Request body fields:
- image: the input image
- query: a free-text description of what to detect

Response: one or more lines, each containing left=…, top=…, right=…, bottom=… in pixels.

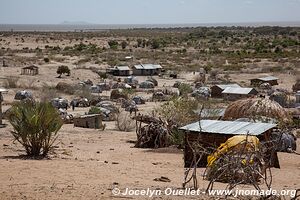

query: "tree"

left=56, top=65, right=70, bottom=78
left=8, top=102, right=63, bottom=157
left=108, top=40, right=118, bottom=49
left=121, top=41, right=127, bottom=49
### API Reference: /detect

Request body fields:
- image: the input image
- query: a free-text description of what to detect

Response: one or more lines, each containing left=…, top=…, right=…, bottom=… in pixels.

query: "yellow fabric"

left=207, top=135, right=260, bottom=167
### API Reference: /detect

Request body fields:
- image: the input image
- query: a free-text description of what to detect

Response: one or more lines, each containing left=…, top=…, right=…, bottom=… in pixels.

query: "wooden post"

left=0, top=93, right=3, bottom=125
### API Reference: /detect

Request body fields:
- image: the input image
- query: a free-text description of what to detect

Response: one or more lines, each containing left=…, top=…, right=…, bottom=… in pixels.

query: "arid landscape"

left=0, top=27, right=300, bottom=200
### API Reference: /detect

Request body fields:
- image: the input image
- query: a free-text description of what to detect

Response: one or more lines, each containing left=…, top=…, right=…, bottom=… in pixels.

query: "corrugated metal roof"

left=215, top=84, right=241, bottom=90
left=222, top=87, right=256, bottom=95
left=142, top=64, right=156, bottom=70
left=180, top=120, right=276, bottom=135
left=258, top=76, right=278, bottom=81
left=133, top=64, right=162, bottom=70
left=116, top=66, right=130, bottom=71
left=133, top=64, right=144, bottom=69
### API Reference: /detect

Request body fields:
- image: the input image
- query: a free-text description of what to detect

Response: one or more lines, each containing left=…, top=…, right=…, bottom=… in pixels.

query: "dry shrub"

left=40, top=84, right=58, bottom=102
left=4, top=76, right=19, bottom=88
left=75, top=85, right=92, bottom=99
left=156, top=97, right=198, bottom=126
left=55, top=82, right=75, bottom=95
left=115, top=111, right=135, bottom=132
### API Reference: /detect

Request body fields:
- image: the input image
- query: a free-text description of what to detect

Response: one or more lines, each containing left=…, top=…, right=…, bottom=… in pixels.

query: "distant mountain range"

left=60, top=21, right=91, bottom=25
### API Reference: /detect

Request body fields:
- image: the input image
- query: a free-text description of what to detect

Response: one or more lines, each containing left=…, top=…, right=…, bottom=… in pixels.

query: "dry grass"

left=4, top=76, right=19, bottom=88
left=115, top=111, right=135, bottom=132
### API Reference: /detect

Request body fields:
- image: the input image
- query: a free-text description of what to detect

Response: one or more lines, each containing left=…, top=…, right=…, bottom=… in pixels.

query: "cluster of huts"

left=107, top=64, right=163, bottom=76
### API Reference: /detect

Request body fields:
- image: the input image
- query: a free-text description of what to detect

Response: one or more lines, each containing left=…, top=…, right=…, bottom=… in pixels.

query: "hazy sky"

left=1, top=0, right=300, bottom=24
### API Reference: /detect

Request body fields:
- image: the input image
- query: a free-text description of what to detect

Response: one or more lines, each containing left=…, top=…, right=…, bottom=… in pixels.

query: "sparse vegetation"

left=7, top=101, right=63, bottom=157
left=115, top=111, right=135, bottom=132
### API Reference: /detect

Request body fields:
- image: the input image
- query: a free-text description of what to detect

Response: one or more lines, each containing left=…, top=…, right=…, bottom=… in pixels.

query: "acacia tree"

left=56, top=65, right=70, bottom=78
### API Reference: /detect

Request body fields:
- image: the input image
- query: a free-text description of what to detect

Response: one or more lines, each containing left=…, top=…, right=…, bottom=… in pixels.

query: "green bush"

left=88, top=106, right=102, bottom=115
left=8, top=102, right=63, bottom=157
left=178, top=83, right=193, bottom=96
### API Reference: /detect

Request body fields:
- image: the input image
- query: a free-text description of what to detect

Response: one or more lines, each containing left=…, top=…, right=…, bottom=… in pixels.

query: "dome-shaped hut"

left=223, top=98, right=292, bottom=124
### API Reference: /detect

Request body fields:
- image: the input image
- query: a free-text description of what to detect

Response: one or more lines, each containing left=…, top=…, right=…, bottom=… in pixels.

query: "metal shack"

left=132, top=64, right=162, bottom=76
left=180, top=120, right=277, bottom=168
left=250, top=76, right=279, bottom=86
left=222, top=87, right=258, bottom=101
left=73, top=114, right=103, bottom=129
left=210, top=84, right=241, bottom=98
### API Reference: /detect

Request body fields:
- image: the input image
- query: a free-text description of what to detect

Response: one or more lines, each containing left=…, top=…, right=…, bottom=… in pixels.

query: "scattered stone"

left=153, top=176, right=171, bottom=182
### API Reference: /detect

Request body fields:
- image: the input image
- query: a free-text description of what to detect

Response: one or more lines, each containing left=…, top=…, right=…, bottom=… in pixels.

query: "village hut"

left=250, top=76, right=279, bottom=86
left=124, top=76, right=138, bottom=87
left=51, top=97, right=68, bottom=109
left=70, top=97, right=89, bottom=107
left=180, top=119, right=278, bottom=167
left=0, top=88, right=8, bottom=127
left=132, top=96, right=145, bottom=104
left=146, top=77, right=158, bottom=86
left=14, top=90, right=33, bottom=100
left=21, top=65, right=39, bottom=76
left=210, top=84, right=241, bottom=98
left=191, top=87, right=210, bottom=99
left=222, top=87, right=258, bottom=101
left=132, top=64, right=162, bottom=76
left=73, top=114, right=104, bottom=129
left=139, top=81, right=154, bottom=89
left=223, top=98, right=292, bottom=124
left=109, top=66, right=131, bottom=76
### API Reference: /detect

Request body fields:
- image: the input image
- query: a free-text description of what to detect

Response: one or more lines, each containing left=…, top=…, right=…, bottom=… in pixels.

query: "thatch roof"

left=223, top=98, right=292, bottom=124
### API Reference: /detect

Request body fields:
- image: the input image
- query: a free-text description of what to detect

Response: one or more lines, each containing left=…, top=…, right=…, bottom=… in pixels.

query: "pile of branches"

left=183, top=134, right=278, bottom=195
left=133, top=114, right=173, bottom=148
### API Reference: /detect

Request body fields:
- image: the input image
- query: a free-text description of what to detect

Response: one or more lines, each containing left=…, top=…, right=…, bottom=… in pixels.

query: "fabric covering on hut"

left=139, top=81, right=154, bottom=89
left=223, top=98, right=291, bottom=124
left=14, top=90, right=33, bottom=100
left=146, top=77, right=158, bottom=86
left=51, top=97, right=68, bottom=109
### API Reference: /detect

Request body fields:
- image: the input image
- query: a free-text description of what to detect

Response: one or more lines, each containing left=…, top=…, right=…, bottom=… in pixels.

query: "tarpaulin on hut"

left=207, top=135, right=260, bottom=167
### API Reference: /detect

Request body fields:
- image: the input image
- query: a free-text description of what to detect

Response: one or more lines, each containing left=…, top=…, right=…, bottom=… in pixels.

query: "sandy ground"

left=0, top=119, right=300, bottom=200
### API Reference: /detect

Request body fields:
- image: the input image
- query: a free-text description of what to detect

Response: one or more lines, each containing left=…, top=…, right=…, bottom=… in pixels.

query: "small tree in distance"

left=57, top=65, right=70, bottom=78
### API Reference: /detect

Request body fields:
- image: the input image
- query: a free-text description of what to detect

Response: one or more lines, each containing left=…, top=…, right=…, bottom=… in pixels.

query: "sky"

left=0, top=0, right=300, bottom=24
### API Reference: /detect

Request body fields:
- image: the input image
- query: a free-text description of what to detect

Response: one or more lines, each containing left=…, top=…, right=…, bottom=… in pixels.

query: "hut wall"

left=74, top=115, right=101, bottom=129
left=133, top=68, right=143, bottom=76
left=210, top=86, right=223, bottom=98
left=184, top=131, right=271, bottom=168
left=223, top=93, right=250, bottom=101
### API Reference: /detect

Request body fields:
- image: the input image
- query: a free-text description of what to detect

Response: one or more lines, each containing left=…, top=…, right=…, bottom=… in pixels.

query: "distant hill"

left=60, top=21, right=91, bottom=25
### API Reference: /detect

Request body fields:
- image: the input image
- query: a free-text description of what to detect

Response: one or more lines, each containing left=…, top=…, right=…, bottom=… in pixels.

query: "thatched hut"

left=223, top=98, right=292, bottom=124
